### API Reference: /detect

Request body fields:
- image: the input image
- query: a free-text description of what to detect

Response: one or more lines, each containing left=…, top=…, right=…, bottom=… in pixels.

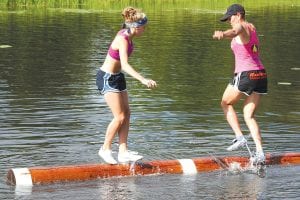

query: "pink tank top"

left=231, top=26, right=264, bottom=73
left=108, top=29, right=134, bottom=61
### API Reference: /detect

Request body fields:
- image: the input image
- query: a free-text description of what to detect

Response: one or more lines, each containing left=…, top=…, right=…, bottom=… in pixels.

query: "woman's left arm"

left=119, top=37, right=157, bottom=88
left=213, top=23, right=244, bottom=40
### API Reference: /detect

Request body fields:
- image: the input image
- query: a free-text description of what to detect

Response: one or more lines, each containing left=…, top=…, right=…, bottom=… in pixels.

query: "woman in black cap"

left=213, top=4, right=267, bottom=164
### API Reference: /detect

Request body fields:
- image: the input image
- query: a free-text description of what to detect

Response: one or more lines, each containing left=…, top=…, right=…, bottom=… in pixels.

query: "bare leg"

left=243, top=92, right=263, bottom=152
left=221, top=84, right=244, bottom=137
left=117, top=92, right=130, bottom=153
left=102, top=91, right=130, bottom=151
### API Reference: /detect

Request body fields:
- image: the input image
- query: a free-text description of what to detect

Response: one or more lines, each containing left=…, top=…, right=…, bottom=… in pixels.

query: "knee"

left=114, top=110, right=130, bottom=125
left=243, top=112, right=254, bottom=122
left=114, top=115, right=126, bottom=125
left=221, top=99, right=231, bottom=108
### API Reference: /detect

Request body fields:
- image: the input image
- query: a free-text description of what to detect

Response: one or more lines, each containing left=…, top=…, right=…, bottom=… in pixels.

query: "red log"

left=7, top=152, right=300, bottom=186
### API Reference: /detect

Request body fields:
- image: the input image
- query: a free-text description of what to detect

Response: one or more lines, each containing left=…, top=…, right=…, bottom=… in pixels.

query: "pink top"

left=108, top=29, right=134, bottom=61
left=231, top=26, right=264, bottom=73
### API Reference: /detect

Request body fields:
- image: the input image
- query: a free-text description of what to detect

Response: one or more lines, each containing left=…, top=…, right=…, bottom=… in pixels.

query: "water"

left=0, top=5, right=300, bottom=200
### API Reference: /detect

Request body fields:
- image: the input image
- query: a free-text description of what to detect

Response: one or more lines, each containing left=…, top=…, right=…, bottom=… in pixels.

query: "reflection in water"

left=0, top=5, right=299, bottom=200
left=15, top=185, right=33, bottom=196
left=97, top=177, right=139, bottom=200
left=224, top=175, right=265, bottom=199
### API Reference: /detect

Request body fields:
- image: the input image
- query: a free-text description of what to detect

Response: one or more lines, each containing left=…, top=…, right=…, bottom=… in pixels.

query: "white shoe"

left=250, top=152, right=265, bottom=164
left=98, top=147, right=117, bottom=164
left=226, top=137, right=247, bottom=151
left=118, top=151, right=143, bottom=163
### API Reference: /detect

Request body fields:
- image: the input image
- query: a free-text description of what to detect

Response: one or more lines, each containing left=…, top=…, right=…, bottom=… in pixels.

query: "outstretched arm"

left=213, top=23, right=244, bottom=40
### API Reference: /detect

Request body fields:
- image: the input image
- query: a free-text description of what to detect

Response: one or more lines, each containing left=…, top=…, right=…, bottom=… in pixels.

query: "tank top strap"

left=118, top=29, right=130, bottom=42
left=246, top=24, right=258, bottom=43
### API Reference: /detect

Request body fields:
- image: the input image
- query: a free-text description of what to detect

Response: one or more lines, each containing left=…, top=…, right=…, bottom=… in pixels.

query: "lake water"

left=0, top=4, right=299, bottom=200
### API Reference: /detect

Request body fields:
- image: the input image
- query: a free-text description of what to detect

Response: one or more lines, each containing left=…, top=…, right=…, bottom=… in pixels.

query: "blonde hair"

left=122, top=7, right=145, bottom=23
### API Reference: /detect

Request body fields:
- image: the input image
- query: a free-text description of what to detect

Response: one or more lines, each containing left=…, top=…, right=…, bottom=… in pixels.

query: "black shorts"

left=96, top=69, right=127, bottom=95
left=231, top=69, right=268, bottom=96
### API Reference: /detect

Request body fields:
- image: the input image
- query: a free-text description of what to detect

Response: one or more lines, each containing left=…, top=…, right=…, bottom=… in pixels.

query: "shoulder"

left=245, top=22, right=256, bottom=32
left=232, top=23, right=244, bottom=34
left=115, top=30, right=130, bottom=42
left=110, top=30, right=128, bottom=49
left=117, top=29, right=129, bottom=38
left=113, top=30, right=129, bottom=43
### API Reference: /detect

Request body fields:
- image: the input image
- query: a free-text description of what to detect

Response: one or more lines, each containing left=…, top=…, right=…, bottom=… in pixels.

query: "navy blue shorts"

left=96, top=69, right=127, bottom=95
left=231, top=69, right=268, bottom=96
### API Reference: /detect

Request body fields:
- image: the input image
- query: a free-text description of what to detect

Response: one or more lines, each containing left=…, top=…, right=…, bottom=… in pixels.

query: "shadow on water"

left=0, top=2, right=299, bottom=200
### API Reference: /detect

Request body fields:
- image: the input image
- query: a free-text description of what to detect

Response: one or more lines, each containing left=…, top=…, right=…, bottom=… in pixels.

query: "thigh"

left=104, top=91, right=129, bottom=117
left=222, top=84, right=244, bottom=105
left=243, top=92, right=261, bottom=114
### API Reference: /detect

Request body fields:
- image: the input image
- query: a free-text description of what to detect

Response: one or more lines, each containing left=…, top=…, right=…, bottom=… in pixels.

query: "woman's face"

left=228, top=13, right=243, bottom=25
left=134, top=25, right=146, bottom=36
left=228, top=15, right=236, bottom=25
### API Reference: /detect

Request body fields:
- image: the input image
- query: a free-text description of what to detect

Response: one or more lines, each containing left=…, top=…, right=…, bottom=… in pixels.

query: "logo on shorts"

left=249, top=71, right=267, bottom=80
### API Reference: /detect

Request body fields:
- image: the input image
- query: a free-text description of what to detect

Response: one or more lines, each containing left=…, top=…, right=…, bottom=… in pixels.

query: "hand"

left=142, top=78, right=157, bottom=89
left=213, top=31, right=224, bottom=40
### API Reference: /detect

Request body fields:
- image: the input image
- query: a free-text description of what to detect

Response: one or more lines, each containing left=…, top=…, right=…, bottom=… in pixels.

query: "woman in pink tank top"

left=213, top=4, right=268, bottom=165
left=96, top=7, right=157, bottom=164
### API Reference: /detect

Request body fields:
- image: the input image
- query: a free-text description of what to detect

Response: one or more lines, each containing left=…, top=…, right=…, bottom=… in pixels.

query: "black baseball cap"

left=220, top=4, right=245, bottom=22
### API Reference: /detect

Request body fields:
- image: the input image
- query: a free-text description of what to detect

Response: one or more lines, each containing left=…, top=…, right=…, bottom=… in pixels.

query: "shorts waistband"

left=99, top=68, right=122, bottom=76
left=234, top=69, right=266, bottom=76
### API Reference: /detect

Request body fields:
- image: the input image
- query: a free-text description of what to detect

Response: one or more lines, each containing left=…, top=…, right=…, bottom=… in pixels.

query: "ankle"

left=101, top=144, right=112, bottom=151
left=118, top=143, right=127, bottom=153
left=256, top=151, right=264, bottom=155
left=236, top=135, right=245, bottom=141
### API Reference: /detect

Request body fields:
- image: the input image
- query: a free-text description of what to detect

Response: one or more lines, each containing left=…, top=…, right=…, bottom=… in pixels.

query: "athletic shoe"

left=226, top=137, right=247, bottom=151
left=98, top=147, right=117, bottom=164
left=118, top=151, right=143, bottom=163
left=250, top=152, right=265, bottom=164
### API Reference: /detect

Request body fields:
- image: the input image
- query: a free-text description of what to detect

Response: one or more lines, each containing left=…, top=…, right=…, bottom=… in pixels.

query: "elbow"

left=231, top=30, right=239, bottom=37
left=120, top=62, right=130, bottom=70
